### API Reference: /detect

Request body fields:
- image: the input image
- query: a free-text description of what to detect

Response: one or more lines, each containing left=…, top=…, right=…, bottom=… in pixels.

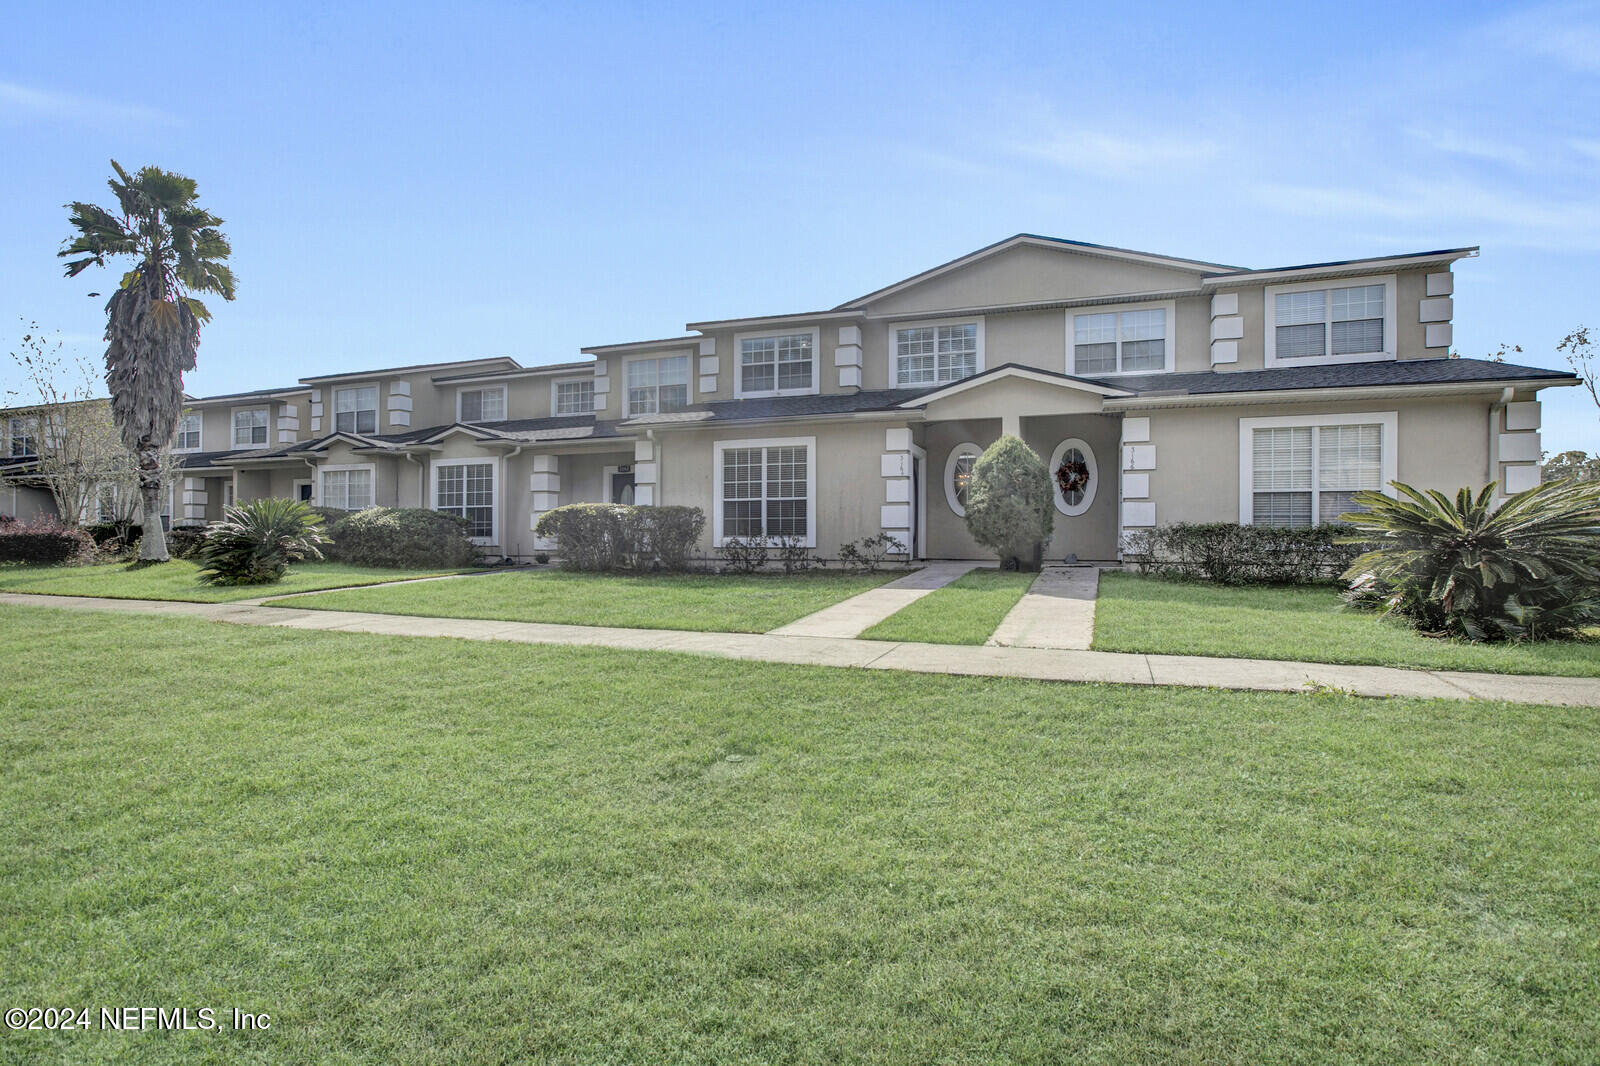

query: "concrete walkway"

left=988, top=566, right=1099, bottom=650
left=769, top=561, right=980, bottom=638
left=5, top=591, right=1600, bottom=707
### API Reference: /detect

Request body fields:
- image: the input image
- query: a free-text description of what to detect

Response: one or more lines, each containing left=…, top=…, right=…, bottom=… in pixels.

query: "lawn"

left=0, top=559, right=459, bottom=603
left=1094, top=571, right=1600, bottom=677
left=2, top=605, right=1596, bottom=1064
left=275, top=567, right=898, bottom=633
left=858, top=568, right=1035, bottom=644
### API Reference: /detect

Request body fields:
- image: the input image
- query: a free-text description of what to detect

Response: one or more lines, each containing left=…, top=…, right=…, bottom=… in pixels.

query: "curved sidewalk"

left=3, top=591, right=1598, bottom=707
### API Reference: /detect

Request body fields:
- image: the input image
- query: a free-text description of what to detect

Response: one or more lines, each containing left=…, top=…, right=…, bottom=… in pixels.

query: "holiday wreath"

left=1055, top=454, right=1091, bottom=498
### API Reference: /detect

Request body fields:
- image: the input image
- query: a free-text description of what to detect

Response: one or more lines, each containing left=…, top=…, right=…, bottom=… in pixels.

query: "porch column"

left=1119, top=417, right=1156, bottom=552
left=529, top=454, right=560, bottom=550
left=633, top=439, right=657, bottom=506
left=1002, top=412, right=1021, bottom=438
left=879, top=427, right=913, bottom=557
left=181, top=477, right=209, bottom=523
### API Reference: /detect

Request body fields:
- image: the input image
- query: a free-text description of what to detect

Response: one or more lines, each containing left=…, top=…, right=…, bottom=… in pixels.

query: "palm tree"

left=60, top=161, right=235, bottom=562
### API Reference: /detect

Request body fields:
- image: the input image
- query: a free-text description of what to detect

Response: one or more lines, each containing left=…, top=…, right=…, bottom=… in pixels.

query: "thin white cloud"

left=1407, top=126, right=1534, bottom=169
left=1487, top=0, right=1600, bottom=74
left=1005, top=107, right=1221, bottom=177
left=0, top=82, right=180, bottom=126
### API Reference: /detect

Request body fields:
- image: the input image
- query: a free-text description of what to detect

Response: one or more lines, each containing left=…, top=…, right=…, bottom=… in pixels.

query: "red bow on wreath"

left=1055, top=458, right=1090, bottom=496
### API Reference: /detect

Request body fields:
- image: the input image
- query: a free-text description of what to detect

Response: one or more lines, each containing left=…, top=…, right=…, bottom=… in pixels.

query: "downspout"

left=1488, top=386, right=1514, bottom=500
left=501, top=445, right=526, bottom=560
left=302, top=459, right=317, bottom=505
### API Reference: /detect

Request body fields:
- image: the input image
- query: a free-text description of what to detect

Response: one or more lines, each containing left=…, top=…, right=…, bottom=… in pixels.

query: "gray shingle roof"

left=1094, top=357, right=1574, bottom=397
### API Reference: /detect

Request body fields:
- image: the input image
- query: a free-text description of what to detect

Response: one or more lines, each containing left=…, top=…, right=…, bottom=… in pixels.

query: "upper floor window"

left=457, top=385, right=506, bottom=423
left=626, top=355, right=690, bottom=417
left=736, top=331, right=817, bottom=398
left=1266, top=277, right=1394, bottom=366
left=1072, top=306, right=1169, bottom=375
left=173, top=413, right=202, bottom=452
left=7, top=416, right=39, bottom=457
left=232, top=408, right=268, bottom=448
left=894, top=321, right=981, bottom=387
left=334, top=385, right=378, bottom=434
left=553, top=378, right=594, bottom=416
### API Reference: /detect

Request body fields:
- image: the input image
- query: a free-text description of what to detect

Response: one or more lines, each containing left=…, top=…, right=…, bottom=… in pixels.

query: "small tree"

left=1543, top=450, right=1600, bottom=483
left=1559, top=326, right=1597, bottom=413
left=963, top=435, right=1053, bottom=570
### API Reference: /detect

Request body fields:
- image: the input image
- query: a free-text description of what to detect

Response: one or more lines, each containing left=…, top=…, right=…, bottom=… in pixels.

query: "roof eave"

left=1103, top=374, right=1574, bottom=410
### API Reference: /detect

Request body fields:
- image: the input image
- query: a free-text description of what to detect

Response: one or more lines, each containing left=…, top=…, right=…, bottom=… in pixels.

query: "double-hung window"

left=434, top=460, right=496, bottom=541
left=320, top=466, right=374, bottom=511
left=626, top=356, right=690, bottom=416
left=1241, top=413, right=1394, bottom=527
left=736, top=331, right=816, bottom=397
left=553, top=378, right=594, bottom=415
left=334, top=386, right=378, bottom=434
left=714, top=437, right=815, bottom=546
left=457, top=385, right=506, bottom=423
left=174, top=413, right=202, bottom=451
left=1072, top=305, right=1170, bottom=375
left=894, top=321, right=981, bottom=387
left=1267, top=278, right=1392, bottom=364
left=7, top=416, right=39, bottom=456
left=232, top=408, right=268, bottom=448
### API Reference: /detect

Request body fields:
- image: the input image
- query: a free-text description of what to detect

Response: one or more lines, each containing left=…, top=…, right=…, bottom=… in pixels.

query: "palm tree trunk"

left=137, top=443, right=169, bottom=562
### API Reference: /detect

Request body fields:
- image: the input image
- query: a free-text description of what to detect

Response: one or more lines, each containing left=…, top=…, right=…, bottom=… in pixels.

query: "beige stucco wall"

left=3, top=483, right=59, bottom=523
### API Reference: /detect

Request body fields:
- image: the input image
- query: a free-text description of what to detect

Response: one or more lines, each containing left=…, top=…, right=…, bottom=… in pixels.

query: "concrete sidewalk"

left=769, top=562, right=980, bottom=638
left=988, top=566, right=1099, bottom=650
left=5, top=591, right=1600, bottom=707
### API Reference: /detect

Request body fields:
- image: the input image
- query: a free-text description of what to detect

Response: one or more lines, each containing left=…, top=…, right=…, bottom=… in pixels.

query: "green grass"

left=859, top=568, right=1035, bottom=644
left=1094, top=571, right=1600, bottom=677
left=276, top=568, right=898, bottom=632
left=0, top=559, right=459, bottom=603
left=1, top=604, right=1596, bottom=1064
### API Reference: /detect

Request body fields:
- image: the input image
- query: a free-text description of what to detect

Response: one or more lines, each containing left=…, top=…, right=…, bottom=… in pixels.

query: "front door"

left=610, top=467, right=635, bottom=504
left=295, top=480, right=314, bottom=503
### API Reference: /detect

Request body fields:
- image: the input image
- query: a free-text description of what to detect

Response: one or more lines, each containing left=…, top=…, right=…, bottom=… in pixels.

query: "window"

left=1050, top=438, right=1098, bottom=516
left=173, top=413, right=202, bottom=452
left=434, top=460, right=496, bottom=541
left=553, top=378, right=594, bottom=416
left=626, top=355, right=690, bottom=416
left=457, top=385, right=506, bottom=423
left=944, top=442, right=981, bottom=517
left=1266, top=277, right=1393, bottom=365
left=736, top=331, right=817, bottom=397
left=96, top=484, right=118, bottom=522
left=334, top=386, right=378, bottom=434
left=223, top=482, right=235, bottom=508
left=1072, top=305, right=1170, bottom=375
left=894, top=321, right=981, bottom=387
left=232, top=408, right=268, bottom=447
left=7, top=416, right=38, bottom=456
left=1239, top=413, right=1395, bottom=527
left=320, top=466, right=374, bottom=511
left=713, top=437, right=815, bottom=546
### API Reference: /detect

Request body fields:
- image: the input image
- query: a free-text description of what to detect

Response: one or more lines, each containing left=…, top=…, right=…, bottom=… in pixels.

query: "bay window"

left=626, top=356, right=690, bottom=416
left=894, top=321, right=981, bottom=387
left=736, top=330, right=817, bottom=397
left=713, top=437, right=815, bottom=546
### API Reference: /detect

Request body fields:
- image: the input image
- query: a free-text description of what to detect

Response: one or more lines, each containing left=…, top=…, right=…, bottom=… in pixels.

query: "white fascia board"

left=1103, top=378, right=1576, bottom=411
left=897, top=366, right=1134, bottom=408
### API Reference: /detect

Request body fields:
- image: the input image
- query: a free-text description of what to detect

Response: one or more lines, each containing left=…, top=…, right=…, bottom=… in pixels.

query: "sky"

left=2, top=0, right=1597, bottom=452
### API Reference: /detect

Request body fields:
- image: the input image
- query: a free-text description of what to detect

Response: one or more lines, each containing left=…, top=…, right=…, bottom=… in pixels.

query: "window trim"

left=711, top=435, right=817, bottom=548
left=7, top=415, right=39, bottom=457
left=550, top=376, right=596, bottom=417
left=1049, top=438, right=1098, bottom=517
left=230, top=406, right=271, bottom=450
left=318, top=462, right=377, bottom=512
left=430, top=455, right=500, bottom=546
left=1263, top=274, right=1396, bottom=368
left=332, top=383, right=381, bottom=435
left=1237, top=411, right=1398, bottom=525
left=943, top=441, right=981, bottom=517
left=622, top=352, right=694, bottom=418
left=455, top=384, right=508, bottom=424
left=173, top=412, right=203, bottom=453
left=891, top=317, right=986, bottom=389
left=732, top=327, right=821, bottom=399
left=1067, top=299, right=1177, bottom=377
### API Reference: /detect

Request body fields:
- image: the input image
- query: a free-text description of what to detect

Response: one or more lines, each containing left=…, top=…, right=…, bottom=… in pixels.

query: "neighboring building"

left=1, top=235, right=1578, bottom=561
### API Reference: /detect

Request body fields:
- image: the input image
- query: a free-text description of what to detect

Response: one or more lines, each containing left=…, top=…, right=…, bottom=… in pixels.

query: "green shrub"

left=0, top=517, right=96, bottom=564
left=774, top=535, right=813, bottom=574
left=1123, top=522, right=1364, bottom=585
left=633, top=506, right=705, bottom=571
left=1340, top=479, right=1600, bottom=641
left=326, top=507, right=479, bottom=569
left=166, top=526, right=208, bottom=560
left=964, top=435, right=1053, bottom=570
left=837, top=533, right=899, bottom=573
left=196, top=498, right=328, bottom=586
left=534, top=504, right=706, bottom=571
left=720, top=537, right=769, bottom=574
left=83, top=520, right=142, bottom=547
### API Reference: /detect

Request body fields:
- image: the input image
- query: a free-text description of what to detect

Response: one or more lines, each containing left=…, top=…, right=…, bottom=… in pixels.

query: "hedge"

left=533, top=504, right=705, bottom=571
left=0, top=518, right=97, bottom=565
left=1121, top=522, right=1365, bottom=585
left=324, top=507, right=480, bottom=569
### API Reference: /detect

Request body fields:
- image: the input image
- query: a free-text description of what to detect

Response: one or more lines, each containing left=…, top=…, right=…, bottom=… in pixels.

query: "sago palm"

left=1340, top=479, right=1600, bottom=640
left=60, top=161, right=235, bottom=561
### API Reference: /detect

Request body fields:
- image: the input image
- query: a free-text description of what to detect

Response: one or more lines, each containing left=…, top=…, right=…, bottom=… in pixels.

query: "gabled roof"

left=432, top=360, right=594, bottom=384
left=1201, top=247, right=1478, bottom=286
left=298, top=356, right=520, bottom=385
left=898, top=364, right=1136, bottom=408
left=839, top=233, right=1244, bottom=309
